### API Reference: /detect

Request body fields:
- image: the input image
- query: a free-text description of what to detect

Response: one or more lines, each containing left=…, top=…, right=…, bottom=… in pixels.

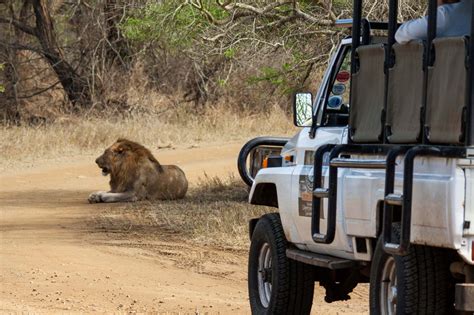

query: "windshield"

left=314, top=42, right=352, bottom=127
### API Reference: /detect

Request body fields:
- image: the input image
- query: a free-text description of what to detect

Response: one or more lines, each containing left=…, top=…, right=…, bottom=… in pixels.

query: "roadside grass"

left=92, top=174, right=273, bottom=250
left=0, top=104, right=294, bottom=170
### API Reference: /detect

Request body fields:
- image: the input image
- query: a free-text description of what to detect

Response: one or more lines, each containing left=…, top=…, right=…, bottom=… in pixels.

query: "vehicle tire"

left=248, top=213, right=315, bottom=315
left=370, top=224, right=454, bottom=314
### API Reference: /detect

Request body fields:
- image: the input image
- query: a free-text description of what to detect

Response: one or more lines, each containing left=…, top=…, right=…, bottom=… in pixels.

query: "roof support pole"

left=387, top=0, right=398, bottom=51
left=426, top=0, right=438, bottom=46
left=422, top=0, right=438, bottom=144
left=383, top=0, right=399, bottom=143
left=468, top=1, right=474, bottom=146
left=351, top=0, right=362, bottom=74
left=349, top=0, right=363, bottom=144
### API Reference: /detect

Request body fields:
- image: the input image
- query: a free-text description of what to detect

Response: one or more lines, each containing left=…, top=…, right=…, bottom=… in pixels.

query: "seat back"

left=386, top=41, right=425, bottom=143
left=349, top=44, right=386, bottom=143
left=426, top=37, right=467, bottom=144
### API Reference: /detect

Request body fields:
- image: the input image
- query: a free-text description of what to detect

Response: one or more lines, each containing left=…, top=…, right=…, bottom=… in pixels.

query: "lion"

left=88, top=139, right=188, bottom=203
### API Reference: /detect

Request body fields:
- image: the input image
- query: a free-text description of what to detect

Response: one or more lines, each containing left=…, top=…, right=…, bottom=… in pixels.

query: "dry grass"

left=92, top=174, right=273, bottom=250
left=0, top=104, right=294, bottom=170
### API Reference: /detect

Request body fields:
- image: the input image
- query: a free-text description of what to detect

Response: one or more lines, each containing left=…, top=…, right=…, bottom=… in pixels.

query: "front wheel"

left=248, top=213, right=315, bottom=315
left=370, top=224, right=454, bottom=314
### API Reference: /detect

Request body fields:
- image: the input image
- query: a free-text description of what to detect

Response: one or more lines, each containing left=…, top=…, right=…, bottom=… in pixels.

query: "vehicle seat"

left=349, top=44, right=386, bottom=143
left=386, top=41, right=425, bottom=143
left=425, top=37, right=467, bottom=144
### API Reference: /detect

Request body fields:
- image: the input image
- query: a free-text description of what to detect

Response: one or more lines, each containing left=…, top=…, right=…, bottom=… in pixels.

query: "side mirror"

left=293, top=92, right=313, bottom=127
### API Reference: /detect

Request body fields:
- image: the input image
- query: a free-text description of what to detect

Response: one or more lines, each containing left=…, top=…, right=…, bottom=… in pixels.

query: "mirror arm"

left=309, top=119, right=318, bottom=139
left=309, top=96, right=324, bottom=138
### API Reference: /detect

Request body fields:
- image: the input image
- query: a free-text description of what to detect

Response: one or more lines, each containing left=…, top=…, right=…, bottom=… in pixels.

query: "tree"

left=0, top=0, right=91, bottom=108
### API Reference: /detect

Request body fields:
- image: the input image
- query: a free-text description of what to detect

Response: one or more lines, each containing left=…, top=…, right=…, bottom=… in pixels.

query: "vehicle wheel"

left=248, top=213, right=314, bottom=315
left=370, top=224, right=454, bottom=314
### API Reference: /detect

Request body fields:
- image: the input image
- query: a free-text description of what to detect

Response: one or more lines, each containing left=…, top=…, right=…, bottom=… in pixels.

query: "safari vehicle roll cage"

left=311, top=0, right=474, bottom=255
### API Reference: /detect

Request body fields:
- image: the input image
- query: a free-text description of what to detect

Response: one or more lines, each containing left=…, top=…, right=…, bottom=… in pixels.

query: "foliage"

left=121, top=1, right=227, bottom=51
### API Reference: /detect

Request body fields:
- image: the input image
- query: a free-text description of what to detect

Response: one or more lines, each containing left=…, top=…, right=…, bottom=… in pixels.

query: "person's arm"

left=395, top=6, right=449, bottom=44
left=395, top=17, right=429, bottom=44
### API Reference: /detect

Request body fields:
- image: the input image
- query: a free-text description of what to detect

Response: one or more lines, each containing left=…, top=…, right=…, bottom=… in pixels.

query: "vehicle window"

left=323, top=48, right=351, bottom=126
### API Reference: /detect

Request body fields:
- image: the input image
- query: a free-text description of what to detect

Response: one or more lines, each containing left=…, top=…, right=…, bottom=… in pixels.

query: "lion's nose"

left=95, top=157, right=101, bottom=165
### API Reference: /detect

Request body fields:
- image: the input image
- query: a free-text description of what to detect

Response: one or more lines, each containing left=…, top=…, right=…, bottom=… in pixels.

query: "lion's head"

left=95, top=139, right=162, bottom=178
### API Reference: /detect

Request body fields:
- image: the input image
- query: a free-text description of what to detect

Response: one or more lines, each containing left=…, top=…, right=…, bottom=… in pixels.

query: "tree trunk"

left=32, top=0, right=91, bottom=108
left=0, top=48, right=20, bottom=122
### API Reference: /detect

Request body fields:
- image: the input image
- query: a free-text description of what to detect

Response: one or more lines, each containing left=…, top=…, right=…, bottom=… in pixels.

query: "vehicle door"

left=288, top=40, right=354, bottom=257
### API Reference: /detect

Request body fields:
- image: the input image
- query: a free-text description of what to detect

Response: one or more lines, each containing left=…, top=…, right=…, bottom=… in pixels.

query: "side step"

left=286, top=248, right=356, bottom=270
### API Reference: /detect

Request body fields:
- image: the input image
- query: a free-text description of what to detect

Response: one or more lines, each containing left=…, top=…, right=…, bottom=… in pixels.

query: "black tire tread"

left=248, top=213, right=314, bottom=315
left=371, top=224, right=454, bottom=314
left=264, top=213, right=290, bottom=313
left=288, top=258, right=315, bottom=314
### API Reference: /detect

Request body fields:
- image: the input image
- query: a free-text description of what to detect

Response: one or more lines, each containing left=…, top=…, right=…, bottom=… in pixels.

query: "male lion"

left=88, top=139, right=188, bottom=203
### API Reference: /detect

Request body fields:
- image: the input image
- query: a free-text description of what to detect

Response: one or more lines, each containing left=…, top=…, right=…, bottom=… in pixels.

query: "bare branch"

left=293, top=4, right=334, bottom=26
left=17, top=80, right=61, bottom=99
left=198, top=1, right=335, bottom=28
left=0, top=16, right=36, bottom=36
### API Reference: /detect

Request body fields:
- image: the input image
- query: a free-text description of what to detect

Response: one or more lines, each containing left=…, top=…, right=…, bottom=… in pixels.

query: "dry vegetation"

left=0, top=104, right=294, bottom=170
left=91, top=175, right=272, bottom=251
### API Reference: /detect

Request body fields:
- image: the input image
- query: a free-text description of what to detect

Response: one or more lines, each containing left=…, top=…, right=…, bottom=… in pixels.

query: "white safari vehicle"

left=238, top=0, right=474, bottom=313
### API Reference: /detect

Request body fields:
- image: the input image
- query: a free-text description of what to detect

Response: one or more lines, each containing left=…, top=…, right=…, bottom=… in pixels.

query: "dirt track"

left=0, top=143, right=368, bottom=314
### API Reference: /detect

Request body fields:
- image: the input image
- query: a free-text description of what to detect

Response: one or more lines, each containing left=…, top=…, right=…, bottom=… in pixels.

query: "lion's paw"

left=88, top=191, right=106, bottom=203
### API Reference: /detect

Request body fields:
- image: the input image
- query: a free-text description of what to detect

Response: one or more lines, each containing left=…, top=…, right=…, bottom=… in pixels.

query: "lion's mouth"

left=101, top=167, right=110, bottom=176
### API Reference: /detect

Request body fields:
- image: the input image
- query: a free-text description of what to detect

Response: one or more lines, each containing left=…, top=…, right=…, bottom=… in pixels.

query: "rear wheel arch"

left=375, top=199, right=401, bottom=237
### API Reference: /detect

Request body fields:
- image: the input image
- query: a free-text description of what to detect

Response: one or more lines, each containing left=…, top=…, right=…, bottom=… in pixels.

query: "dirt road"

left=0, top=143, right=368, bottom=314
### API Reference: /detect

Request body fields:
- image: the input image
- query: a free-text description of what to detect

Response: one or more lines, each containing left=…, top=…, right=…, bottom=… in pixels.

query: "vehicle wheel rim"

left=257, top=243, right=272, bottom=308
left=380, top=256, right=397, bottom=315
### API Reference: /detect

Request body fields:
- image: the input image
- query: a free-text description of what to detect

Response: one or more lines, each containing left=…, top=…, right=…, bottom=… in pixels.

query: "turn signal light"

left=262, top=156, right=283, bottom=168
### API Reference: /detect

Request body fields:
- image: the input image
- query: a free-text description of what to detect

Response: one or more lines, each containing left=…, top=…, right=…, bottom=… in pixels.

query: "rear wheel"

left=370, top=224, right=454, bottom=314
left=248, top=213, right=315, bottom=315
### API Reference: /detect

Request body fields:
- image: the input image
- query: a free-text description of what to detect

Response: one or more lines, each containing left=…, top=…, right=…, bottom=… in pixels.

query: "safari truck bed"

left=239, top=0, right=474, bottom=313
